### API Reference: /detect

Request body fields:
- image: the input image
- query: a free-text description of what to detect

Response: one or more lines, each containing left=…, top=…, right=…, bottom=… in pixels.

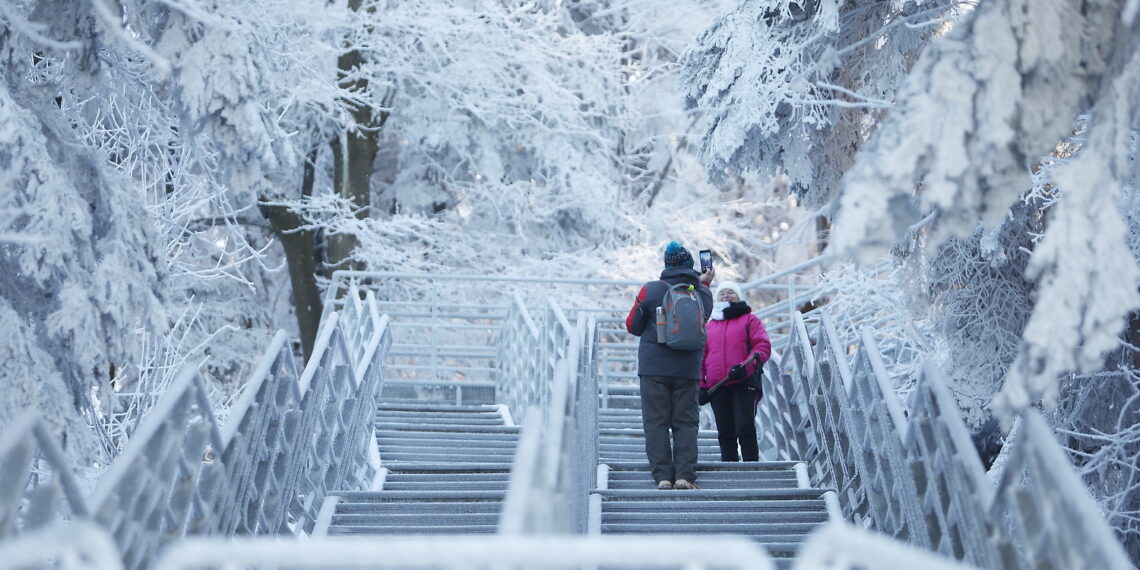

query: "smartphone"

left=699, top=249, right=712, bottom=273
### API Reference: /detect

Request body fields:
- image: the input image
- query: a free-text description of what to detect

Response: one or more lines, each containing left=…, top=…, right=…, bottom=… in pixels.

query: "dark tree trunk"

left=814, top=214, right=831, bottom=257
left=1127, top=309, right=1140, bottom=371
left=328, top=127, right=377, bottom=271
left=260, top=147, right=323, bottom=362
left=260, top=203, right=322, bottom=362
left=327, top=0, right=385, bottom=271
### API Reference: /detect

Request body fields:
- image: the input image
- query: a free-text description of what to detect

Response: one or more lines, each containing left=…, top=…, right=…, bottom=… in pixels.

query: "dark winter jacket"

left=625, top=267, right=714, bottom=380
left=700, top=302, right=771, bottom=390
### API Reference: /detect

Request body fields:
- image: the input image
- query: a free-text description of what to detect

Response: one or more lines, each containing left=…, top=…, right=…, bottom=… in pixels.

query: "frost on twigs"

left=996, top=137, right=1140, bottom=418
left=993, top=15, right=1140, bottom=420
left=825, top=0, right=1140, bottom=423
left=832, top=0, right=1117, bottom=263
left=680, top=0, right=959, bottom=208
left=818, top=262, right=934, bottom=402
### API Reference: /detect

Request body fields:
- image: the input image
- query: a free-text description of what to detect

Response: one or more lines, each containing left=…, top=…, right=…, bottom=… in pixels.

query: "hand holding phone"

left=699, top=250, right=713, bottom=273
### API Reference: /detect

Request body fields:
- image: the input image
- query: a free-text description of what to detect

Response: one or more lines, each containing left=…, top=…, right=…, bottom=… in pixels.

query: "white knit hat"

left=714, top=281, right=744, bottom=300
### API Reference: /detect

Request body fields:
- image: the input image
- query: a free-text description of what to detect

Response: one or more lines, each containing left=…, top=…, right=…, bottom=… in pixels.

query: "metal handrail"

left=760, top=305, right=1133, bottom=568
left=153, top=535, right=775, bottom=569
left=6, top=262, right=1128, bottom=568
left=498, top=299, right=595, bottom=534
left=0, top=288, right=392, bottom=569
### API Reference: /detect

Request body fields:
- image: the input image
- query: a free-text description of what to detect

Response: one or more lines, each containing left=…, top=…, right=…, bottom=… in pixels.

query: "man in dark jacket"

left=625, top=241, right=714, bottom=490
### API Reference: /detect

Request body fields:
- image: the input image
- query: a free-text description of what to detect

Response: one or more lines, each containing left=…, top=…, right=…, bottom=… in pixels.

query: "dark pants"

left=709, top=383, right=759, bottom=461
left=639, top=375, right=699, bottom=483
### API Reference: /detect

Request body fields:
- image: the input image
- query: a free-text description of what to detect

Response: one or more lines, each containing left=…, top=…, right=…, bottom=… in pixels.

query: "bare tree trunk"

left=260, top=148, right=323, bottom=361
left=328, top=128, right=377, bottom=271
left=1127, top=309, right=1140, bottom=371
left=814, top=215, right=831, bottom=256
left=327, top=0, right=383, bottom=271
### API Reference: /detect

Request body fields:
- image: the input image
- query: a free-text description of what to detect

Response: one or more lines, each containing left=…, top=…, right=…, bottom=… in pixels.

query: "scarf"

left=710, top=300, right=751, bottom=321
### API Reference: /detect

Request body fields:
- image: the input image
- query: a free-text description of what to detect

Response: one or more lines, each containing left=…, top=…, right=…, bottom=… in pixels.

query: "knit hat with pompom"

left=663, top=241, right=693, bottom=269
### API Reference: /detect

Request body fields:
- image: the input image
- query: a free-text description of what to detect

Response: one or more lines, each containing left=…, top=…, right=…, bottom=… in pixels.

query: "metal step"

left=335, top=501, right=502, bottom=514
left=604, top=460, right=801, bottom=471
left=328, top=523, right=497, bottom=535
left=601, top=521, right=821, bottom=535
left=378, top=451, right=516, bottom=464
left=593, top=488, right=827, bottom=501
left=329, top=398, right=516, bottom=537
left=374, top=422, right=521, bottom=434
left=376, top=432, right=519, bottom=443
left=601, top=498, right=827, bottom=513
left=377, top=403, right=502, bottom=413
left=594, top=455, right=831, bottom=561
left=602, top=509, right=829, bottom=524
left=376, top=418, right=507, bottom=428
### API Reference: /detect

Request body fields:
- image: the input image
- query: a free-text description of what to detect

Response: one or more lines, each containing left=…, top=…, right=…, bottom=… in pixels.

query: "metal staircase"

left=322, top=402, right=518, bottom=536
left=2, top=267, right=1134, bottom=570
left=592, top=406, right=833, bottom=561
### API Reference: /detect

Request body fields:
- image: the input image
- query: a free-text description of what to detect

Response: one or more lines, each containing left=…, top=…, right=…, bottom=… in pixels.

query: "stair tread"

left=378, top=403, right=502, bottom=412
left=335, top=490, right=507, bottom=501
left=602, top=461, right=802, bottom=471
left=592, top=488, right=828, bottom=500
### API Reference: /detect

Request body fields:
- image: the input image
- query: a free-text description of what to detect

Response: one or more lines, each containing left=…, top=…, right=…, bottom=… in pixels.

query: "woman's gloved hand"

left=729, top=364, right=747, bottom=380
left=698, top=388, right=710, bottom=406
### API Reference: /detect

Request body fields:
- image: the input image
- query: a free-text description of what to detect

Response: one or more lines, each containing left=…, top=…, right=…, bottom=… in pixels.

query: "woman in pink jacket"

left=700, top=282, right=772, bottom=461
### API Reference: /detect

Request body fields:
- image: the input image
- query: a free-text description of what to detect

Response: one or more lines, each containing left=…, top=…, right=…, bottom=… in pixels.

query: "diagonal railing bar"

left=904, top=361, right=998, bottom=566
left=0, top=520, right=124, bottom=570
left=0, top=413, right=91, bottom=535
left=498, top=299, right=593, bottom=535
left=794, top=313, right=865, bottom=520
left=793, top=522, right=981, bottom=570
left=496, top=291, right=544, bottom=422
left=288, top=292, right=391, bottom=532
left=755, top=311, right=815, bottom=462
left=767, top=305, right=1134, bottom=569
left=0, top=413, right=110, bottom=567
left=0, top=287, right=391, bottom=569
left=989, top=412, right=1135, bottom=569
left=843, top=328, right=928, bottom=545
left=215, top=330, right=299, bottom=536
left=153, top=535, right=776, bottom=570
left=538, top=301, right=576, bottom=469
left=88, top=366, right=227, bottom=570
left=499, top=407, right=546, bottom=535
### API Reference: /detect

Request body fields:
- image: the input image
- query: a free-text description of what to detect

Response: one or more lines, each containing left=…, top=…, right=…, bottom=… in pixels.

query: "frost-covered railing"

left=285, top=287, right=391, bottom=531
left=0, top=414, right=123, bottom=569
left=499, top=297, right=598, bottom=534
left=497, top=292, right=547, bottom=420
left=0, top=286, right=391, bottom=569
left=153, top=535, right=775, bottom=570
left=369, top=300, right=505, bottom=385
left=758, top=308, right=1133, bottom=568
left=323, top=271, right=639, bottom=405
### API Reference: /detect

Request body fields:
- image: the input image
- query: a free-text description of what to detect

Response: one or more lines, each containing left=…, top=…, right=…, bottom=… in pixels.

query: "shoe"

left=657, top=480, right=673, bottom=490
left=673, top=479, right=698, bottom=490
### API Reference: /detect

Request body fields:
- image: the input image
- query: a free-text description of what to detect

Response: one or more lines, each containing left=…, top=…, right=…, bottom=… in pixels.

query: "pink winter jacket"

left=700, top=312, right=772, bottom=390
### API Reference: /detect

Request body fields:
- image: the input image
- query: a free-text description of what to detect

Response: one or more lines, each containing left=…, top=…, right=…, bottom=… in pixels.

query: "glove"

left=698, top=388, right=710, bottom=406
left=729, top=364, right=747, bottom=380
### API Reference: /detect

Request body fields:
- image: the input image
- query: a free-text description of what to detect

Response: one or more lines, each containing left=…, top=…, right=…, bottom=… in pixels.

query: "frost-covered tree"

left=0, top=4, right=169, bottom=462
left=679, top=0, right=969, bottom=208
left=681, top=0, right=1140, bottom=556
left=0, top=0, right=346, bottom=460
left=0, top=0, right=819, bottom=477
left=818, top=0, right=1139, bottom=557
left=828, top=0, right=1140, bottom=414
left=291, top=0, right=817, bottom=287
